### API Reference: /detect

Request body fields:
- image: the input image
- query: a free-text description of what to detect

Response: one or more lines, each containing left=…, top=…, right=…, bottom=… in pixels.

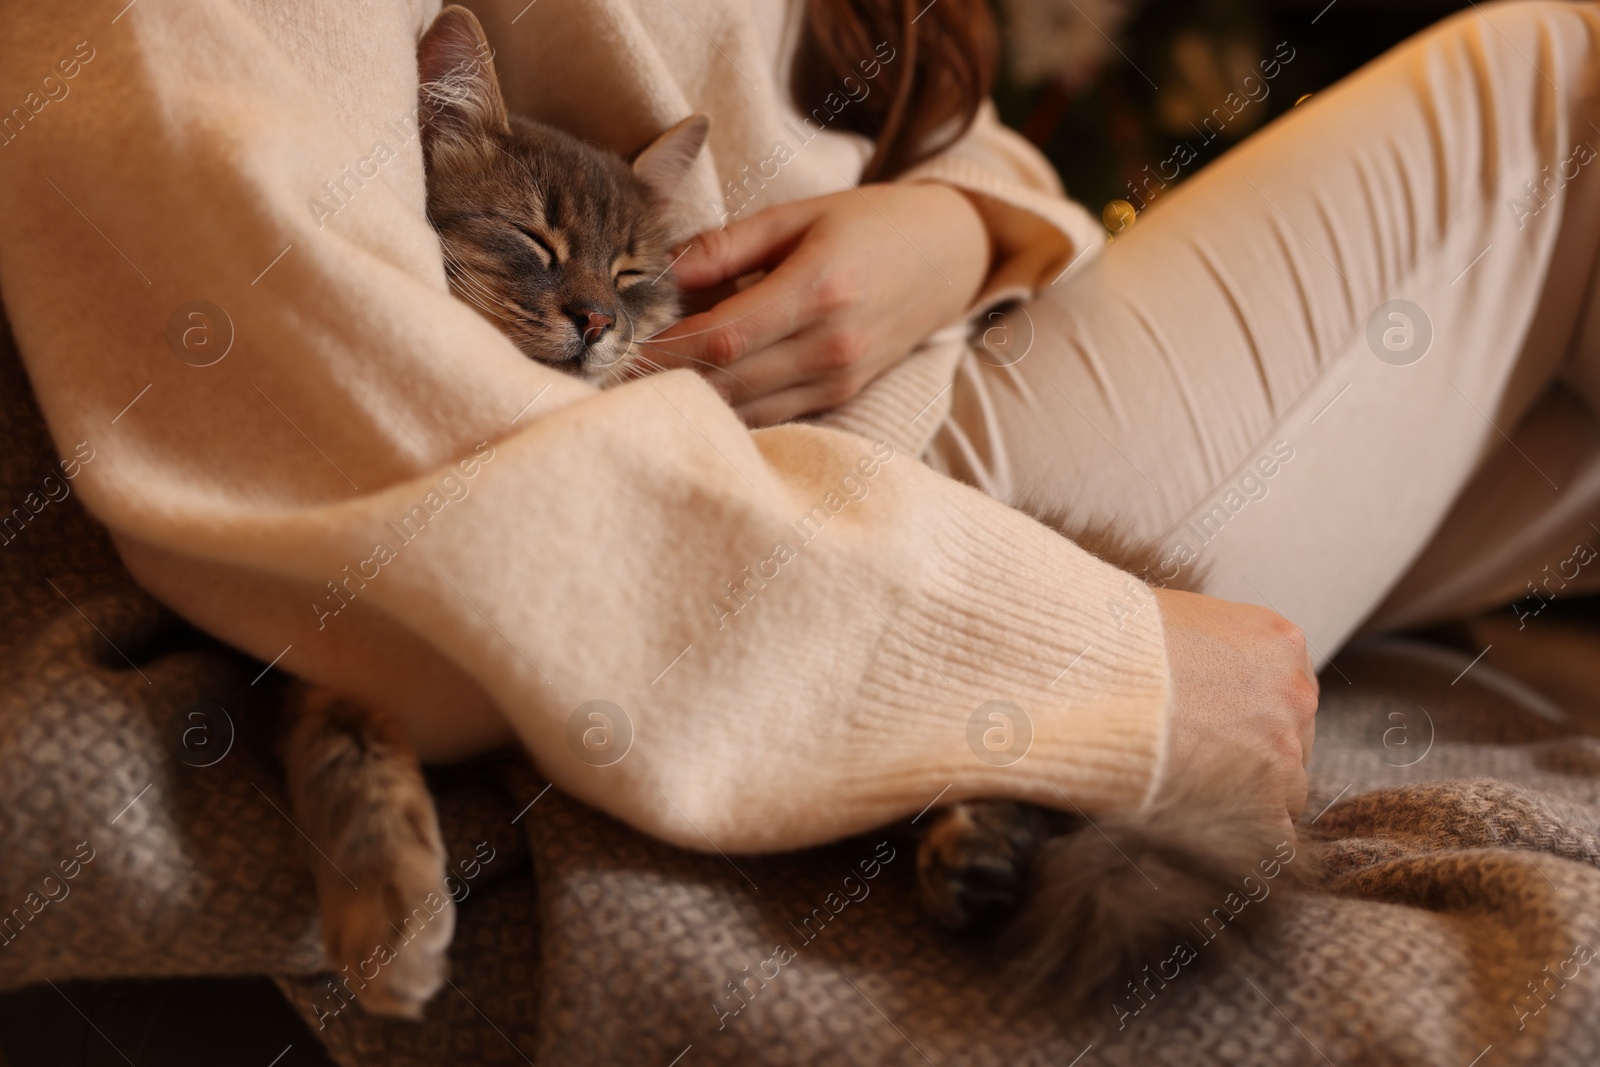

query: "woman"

left=0, top=1, right=1593, bottom=854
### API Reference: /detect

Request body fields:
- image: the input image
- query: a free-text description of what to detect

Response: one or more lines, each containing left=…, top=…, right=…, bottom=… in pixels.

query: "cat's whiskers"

left=441, top=253, right=507, bottom=313
left=626, top=336, right=753, bottom=390
left=444, top=264, right=503, bottom=310
left=638, top=302, right=770, bottom=345
left=440, top=245, right=509, bottom=306
left=592, top=309, right=645, bottom=388
left=444, top=268, right=507, bottom=322
left=442, top=248, right=540, bottom=331
left=621, top=352, right=668, bottom=379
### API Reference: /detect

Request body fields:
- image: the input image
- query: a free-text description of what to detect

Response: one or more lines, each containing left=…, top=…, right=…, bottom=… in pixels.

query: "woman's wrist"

left=1151, top=588, right=1318, bottom=837
left=903, top=180, right=995, bottom=307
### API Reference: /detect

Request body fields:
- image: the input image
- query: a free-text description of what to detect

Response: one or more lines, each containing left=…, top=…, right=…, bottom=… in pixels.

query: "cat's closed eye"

left=613, top=261, right=649, bottom=289
left=514, top=224, right=558, bottom=268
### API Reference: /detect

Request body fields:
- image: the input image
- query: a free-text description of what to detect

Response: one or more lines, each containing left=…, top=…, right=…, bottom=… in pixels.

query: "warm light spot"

left=1102, top=199, right=1138, bottom=234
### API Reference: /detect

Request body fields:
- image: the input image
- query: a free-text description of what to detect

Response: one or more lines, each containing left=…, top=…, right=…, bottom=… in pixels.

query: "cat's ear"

left=418, top=5, right=510, bottom=139
left=632, top=114, right=710, bottom=201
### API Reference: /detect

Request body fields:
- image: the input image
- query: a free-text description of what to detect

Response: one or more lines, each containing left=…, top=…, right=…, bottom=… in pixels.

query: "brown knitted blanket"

left=3, top=319, right=1600, bottom=1067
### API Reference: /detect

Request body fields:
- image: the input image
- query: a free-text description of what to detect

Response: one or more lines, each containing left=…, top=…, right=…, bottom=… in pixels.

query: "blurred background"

left=992, top=0, right=1471, bottom=232
left=0, top=1, right=1476, bottom=1064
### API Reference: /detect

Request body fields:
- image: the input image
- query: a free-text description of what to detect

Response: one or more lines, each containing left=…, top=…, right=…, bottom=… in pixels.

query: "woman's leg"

left=928, top=0, right=1600, bottom=662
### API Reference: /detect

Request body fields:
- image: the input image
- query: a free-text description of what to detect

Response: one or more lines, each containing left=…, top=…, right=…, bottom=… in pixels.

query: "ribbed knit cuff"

left=809, top=335, right=966, bottom=458
left=902, top=155, right=1107, bottom=301
left=847, top=489, right=1173, bottom=819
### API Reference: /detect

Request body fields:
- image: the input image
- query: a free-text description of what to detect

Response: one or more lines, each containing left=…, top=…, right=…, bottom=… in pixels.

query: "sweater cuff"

left=807, top=334, right=966, bottom=458
left=902, top=158, right=1106, bottom=322
left=848, top=486, right=1174, bottom=818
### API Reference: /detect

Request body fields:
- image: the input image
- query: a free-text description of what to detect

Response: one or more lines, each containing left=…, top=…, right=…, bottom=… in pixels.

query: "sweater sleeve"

left=901, top=100, right=1108, bottom=315
left=0, top=0, right=1171, bottom=853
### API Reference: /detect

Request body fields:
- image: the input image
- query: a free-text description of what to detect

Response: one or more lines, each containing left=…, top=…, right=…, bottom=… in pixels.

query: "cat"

left=281, top=3, right=1314, bottom=1021
left=279, top=5, right=709, bottom=1019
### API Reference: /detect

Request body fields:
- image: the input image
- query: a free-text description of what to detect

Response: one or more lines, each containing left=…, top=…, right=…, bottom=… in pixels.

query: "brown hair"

left=794, top=0, right=998, bottom=182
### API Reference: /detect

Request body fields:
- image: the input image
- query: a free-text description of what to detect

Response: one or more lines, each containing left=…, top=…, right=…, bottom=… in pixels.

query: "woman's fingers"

left=646, top=200, right=838, bottom=376
left=669, top=197, right=831, bottom=292
left=647, top=246, right=851, bottom=373
left=701, top=320, right=875, bottom=406
left=644, top=185, right=990, bottom=418
left=645, top=275, right=803, bottom=372
left=692, top=341, right=820, bottom=406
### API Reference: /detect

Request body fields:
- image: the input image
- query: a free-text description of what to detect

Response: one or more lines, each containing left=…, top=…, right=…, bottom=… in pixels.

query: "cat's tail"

left=1000, top=770, right=1321, bottom=1005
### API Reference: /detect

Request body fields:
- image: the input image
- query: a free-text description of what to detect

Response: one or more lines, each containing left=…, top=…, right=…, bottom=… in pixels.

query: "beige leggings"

left=928, top=0, right=1600, bottom=666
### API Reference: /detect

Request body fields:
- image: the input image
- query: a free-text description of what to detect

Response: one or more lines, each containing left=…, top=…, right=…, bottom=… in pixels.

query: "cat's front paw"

left=283, top=688, right=455, bottom=1019
left=916, top=801, right=1053, bottom=930
left=316, top=791, right=456, bottom=1019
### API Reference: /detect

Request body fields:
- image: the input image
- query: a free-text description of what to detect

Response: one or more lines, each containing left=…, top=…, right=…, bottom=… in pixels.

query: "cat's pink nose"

left=570, top=308, right=616, bottom=347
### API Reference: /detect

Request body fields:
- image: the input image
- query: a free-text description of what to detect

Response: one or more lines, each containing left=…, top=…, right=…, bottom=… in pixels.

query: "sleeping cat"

left=279, top=6, right=710, bottom=1018
left=281, top=4, right=1311, bottom=1020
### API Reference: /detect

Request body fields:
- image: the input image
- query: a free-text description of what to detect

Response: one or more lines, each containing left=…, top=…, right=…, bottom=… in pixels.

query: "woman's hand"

left=644, top=182, right=992, bottom=427
left=1152, top=588, right=1319, bottom=839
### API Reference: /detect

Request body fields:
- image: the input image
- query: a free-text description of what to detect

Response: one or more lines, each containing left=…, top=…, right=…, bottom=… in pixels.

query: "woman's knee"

left=1425, top=0, right=1600, bottom=71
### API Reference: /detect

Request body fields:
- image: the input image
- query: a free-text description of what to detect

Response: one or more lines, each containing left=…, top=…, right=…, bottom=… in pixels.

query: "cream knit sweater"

left=0, top=0, right=1170, bottom=851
